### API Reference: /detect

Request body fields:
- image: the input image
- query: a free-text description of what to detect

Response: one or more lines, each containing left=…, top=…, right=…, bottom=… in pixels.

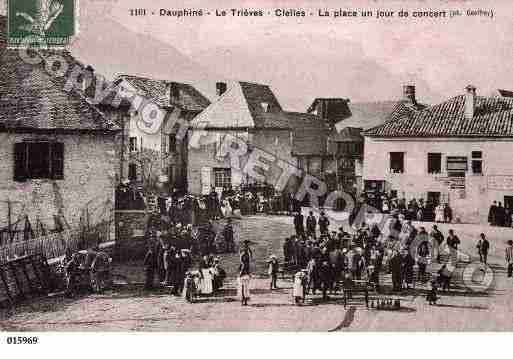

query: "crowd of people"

left=377, top=195, right=454, bottom=223
left=283, top=210, right=491, bottom=305
left=161, top=185, right=303, bottom=223
left=142, top=218, right=234, bottom=299
left=488, top=201, right=513, bottom=227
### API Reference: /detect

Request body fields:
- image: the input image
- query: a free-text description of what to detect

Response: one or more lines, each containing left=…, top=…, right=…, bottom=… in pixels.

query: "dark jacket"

left=306, top=215, right=317, bottom=231
left=294, top=214, right=305, bottom=230
left=318, top=216, right=330, bottom=232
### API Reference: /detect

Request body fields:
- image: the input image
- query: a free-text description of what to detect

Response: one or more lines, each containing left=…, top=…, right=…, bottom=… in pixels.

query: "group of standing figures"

left=284, top=209, right=500, bottom=306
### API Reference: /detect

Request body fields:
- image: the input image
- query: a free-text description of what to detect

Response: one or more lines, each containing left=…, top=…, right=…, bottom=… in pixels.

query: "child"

left=183, top=271, right=197, bottom=303
left=426, top=279, right=439, bottom=305
left=293, top=270, right=307, bottom=305
left=267, top=255, right=279, bottom=289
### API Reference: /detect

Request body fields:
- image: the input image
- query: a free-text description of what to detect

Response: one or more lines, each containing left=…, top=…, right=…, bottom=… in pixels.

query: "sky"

left=2, top=0, right=513, bottom=110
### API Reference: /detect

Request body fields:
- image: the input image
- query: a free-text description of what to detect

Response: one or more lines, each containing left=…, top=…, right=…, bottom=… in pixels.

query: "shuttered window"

left=13, top=142, right=64, bottom=182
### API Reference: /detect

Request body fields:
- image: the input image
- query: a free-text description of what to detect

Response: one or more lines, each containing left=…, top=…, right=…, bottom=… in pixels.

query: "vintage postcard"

left=0, top=0, right=512, bottom=346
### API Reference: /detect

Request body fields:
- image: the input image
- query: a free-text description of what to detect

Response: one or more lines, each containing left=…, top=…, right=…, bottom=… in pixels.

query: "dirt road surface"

left=1, top=215, right=512, bottom=331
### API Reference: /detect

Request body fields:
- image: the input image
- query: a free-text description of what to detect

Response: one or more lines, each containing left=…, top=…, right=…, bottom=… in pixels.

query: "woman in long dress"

left=238, top=250, right=251, bottom=305
left=199, top=256, right=213, bottom=295
left=435, top=204, right=444, bottom=223
left=293, top=270, right=307, bottom=305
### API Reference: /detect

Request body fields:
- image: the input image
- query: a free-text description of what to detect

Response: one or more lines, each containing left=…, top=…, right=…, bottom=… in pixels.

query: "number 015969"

left=6, top=336, right=39, bottom=344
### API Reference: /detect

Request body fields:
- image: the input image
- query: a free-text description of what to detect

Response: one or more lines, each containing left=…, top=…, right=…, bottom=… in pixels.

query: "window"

left=338, top=158, right=354, bottom=170
left=168, top=134, right=177, bottom=153
left=389, top=152, right=405, bottom=173
left=472, top=151, right=483, bottom=174
left=213, top=168, right=231, bottom=188
left=14, top=142, right=64, bottom=182
left=427, top=153, right=442, bottom=174
left=129, top=137, right=137, bottom=152
left=446, top=156, right=467, bottom=171
left=337, top=142, right=362, bottom=155
left=128, top=163, right=137, bottom=181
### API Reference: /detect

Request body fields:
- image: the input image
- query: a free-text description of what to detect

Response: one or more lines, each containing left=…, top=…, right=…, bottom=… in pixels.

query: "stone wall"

left=0, top=132, right=117, bottom=230
left=187, top=129, right=298, bottom=194
left=114, top=210, right=149, bottom=261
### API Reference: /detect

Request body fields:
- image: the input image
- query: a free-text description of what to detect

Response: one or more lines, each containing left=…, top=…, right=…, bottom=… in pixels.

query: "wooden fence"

left=0, top=222, right=111, bottom=264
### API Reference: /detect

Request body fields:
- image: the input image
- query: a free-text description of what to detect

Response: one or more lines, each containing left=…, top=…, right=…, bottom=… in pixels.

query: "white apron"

left=200, top=268, right=213, bottom=295
left=238, top=275, right=251, bottom=299
left=293, top=273, right=305, bottom=297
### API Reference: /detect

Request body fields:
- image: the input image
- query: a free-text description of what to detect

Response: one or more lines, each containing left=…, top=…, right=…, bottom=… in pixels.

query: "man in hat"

left=239, top=248, right=252, bottom=305
left=143, top=246, right=157, bottom=290
left=294, top=211, right=305, bottom=237
left=430, top=225, right=444, bottom=263
left=389, top=250, right=403, bottom=292
left=172, top=251, right=184, bottom=296
left=223, top=218, right=235, bottom=253
left=283, top=237, right=292, bottom=263
left=476, top=233, right=490, bottom=264
left=506, top=240, right=513, bottom=278
left=446, top=229, right=460, bottom=264
left=318, top=211, right=330, bottom=236
left=163, top=245, right=176, bottom=287
left=318, top=260, right=334, bottom=300
left=306, top=211, right=317, bottom=239
left=267, top=255, right=279, bottom=289
left=212, top=257, right=226, bottom=293
left=488, top=201, right=498, bottom=226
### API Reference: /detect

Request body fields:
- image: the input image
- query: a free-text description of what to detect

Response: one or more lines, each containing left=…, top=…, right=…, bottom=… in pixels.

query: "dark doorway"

left=504, top=196, right=513, bottom=210
left=427, top=192, right=441, bottom=206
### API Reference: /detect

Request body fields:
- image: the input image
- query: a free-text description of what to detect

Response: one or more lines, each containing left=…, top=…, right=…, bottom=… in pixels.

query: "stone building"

left=108, top=75, right=210, bottom=193
left=363, top=85, right=513, bottom=223
left=306, top=86, right=426, bottom=195
left=0, top=43, right=121, bottom=231
left=188, top=81, right=300, bottom=194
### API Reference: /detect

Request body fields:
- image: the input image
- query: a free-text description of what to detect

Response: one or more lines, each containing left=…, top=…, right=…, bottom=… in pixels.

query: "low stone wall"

left=115, top=210, right=149, bottom=261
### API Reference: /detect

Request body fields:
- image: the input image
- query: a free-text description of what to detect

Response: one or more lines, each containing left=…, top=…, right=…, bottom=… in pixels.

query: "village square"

left=1, top=1, right=513, bottom=332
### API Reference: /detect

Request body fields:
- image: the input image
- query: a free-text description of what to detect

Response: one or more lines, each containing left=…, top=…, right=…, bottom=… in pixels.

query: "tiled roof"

left=239, top=81, right=284, bottom=128
left=117, top=75, right=210, bottom=111
left=364, top=95, right=513, bottom=137
left=496, top=89, right=513, bottom=98
left=0, top=15, right=119, bottom=132
left=335, top=100, right=425, bottom=132
left=190, top=81, right=290, bottom=129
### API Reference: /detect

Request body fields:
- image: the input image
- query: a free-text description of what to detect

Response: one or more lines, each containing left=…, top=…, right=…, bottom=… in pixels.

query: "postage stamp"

left=7, top=0, right=77, bottom=48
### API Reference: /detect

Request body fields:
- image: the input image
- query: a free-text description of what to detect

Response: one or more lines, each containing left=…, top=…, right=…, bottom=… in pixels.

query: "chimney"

left=216, top=82, right=227, bottom=97
left=168, top=82, right=179, bottom=102
left=464, top=85, right=477, bottom=119
left=402, top=85, right=417, bottom=105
